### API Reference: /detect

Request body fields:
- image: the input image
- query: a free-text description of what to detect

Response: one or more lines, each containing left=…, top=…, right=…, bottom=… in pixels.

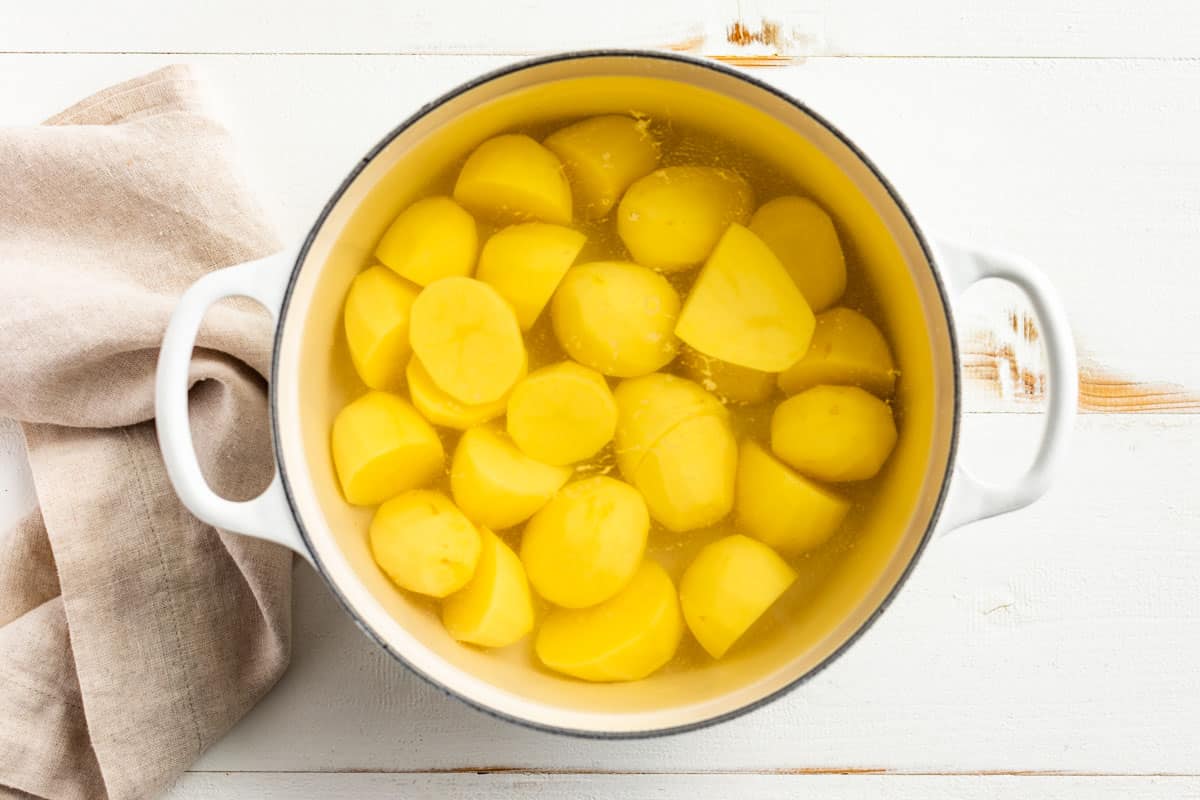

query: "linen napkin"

left=0, top=65, right=293, bottom=799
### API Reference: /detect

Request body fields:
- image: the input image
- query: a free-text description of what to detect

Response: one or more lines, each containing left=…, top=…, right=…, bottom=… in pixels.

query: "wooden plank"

left=162, top=772, right=1200, bottom=799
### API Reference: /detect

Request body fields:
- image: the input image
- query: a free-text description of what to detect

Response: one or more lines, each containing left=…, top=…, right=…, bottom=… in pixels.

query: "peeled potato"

left=375, top=196, right=477, bottom=287
left=778, top=307, right=897, bottom=398
left=450, top=426, right=571, bottom=530
left=370, top=490, right=481, bottom=598
left=521, top=476, right=648, bottom=608
left=551, top=261, right=680, bottom=378
left=453, top=134, right=572, bottom=225
left=617, top=166, right=754, bottom=272
left=736, top=440, right=850, bottom=554
left=406, top=357, right=510, bottom=430
left=506, top=362, right=617, bottom=466
left=679, top=534, right=796, bottom=659
left=331, top=391, right=444, bottom=506
left=409, top=277, right=526, bottom=405
left=476, top=223, right=586, bottom=330
left=442, top=528, right=535, bottom=648
left=543, top=115, right=659, bottom=220
left=536, top=560, right=682, bottom=682
left=632, top=414, right=737, bottom=532
left=771, top=385, right=898, bottom=481
left=612, top=373, right=725, bottom=479
left=749, top=196, right=846, bottom=312
left=343, top=265, right=420, bottom=389
left=676, top=223, right=816, bottom=372
left=678, top=346, right=775, bottom=405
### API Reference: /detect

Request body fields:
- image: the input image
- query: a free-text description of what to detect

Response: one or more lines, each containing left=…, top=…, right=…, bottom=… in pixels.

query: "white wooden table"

left=3, top=2, right=1199, bottom=796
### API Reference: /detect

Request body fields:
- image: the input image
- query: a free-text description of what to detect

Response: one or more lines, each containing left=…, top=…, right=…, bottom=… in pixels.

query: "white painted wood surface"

left=2, top=1, right=1198, bottom=796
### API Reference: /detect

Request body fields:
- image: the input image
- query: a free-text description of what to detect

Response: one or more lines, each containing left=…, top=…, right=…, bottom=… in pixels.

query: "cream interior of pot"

left=273, top=55, right=957, bottom=733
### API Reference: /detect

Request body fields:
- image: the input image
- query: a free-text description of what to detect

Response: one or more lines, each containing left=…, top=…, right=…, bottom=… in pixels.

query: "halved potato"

left=476, top=223, right=586, bottom=330
left=450, top=426, right=571, bottom=530
left=777, top=307, right=897, bottom=398
left=771, top=385, right=898, bottom=482
left=675, top=223, right=816, bottom=372
left=442, top=528, right=535, bottom=648
left=748, top=196, right=846, bottom=312
left=550, top=261, right=680, bottom=378
left=331, top=391, right=444, bottom=506
left=678, top=345, right=775, bottom=405
left=375, top=196, right=477, bottom=286
left=409, top=277, right=526, bottom=405
left=406, top=357, right=510, bottom=430
left=679, top=534, right=796, bottom=659
left=632, top=414, right=737, bottom=532
left=736, top=439, right=850, bottom=554
left=543, top=114, right=660, bottom=220
left=536, top=560, right=682, bottom=682
left=453, top=134, right=572, bottom=224
left=343, top=265, right=420, bottom=390
left=370, top=490, right=480, bottom=598
left=506, top=361, right=617, bottom=466
left=520, top=476, right=648, bottom=609
left=612, top=373, right=725, bottom=479
left=617, top=166, right=754, bottom=272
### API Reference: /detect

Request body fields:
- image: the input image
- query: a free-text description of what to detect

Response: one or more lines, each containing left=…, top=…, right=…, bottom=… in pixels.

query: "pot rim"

left=270, top=48, right=962, bottom=739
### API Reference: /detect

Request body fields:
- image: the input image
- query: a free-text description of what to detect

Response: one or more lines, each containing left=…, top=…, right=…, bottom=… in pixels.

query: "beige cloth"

left=0, top=66, right=293, bottom=799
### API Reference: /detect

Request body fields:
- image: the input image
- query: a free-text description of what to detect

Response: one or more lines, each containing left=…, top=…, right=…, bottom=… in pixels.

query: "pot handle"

left=155, top=250, right=313, bottom=565
left=934, top=241, right=1078, bottom=533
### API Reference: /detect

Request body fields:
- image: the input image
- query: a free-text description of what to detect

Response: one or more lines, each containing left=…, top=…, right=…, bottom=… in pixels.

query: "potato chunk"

left=442, top=528, right=534, bottom=648
left=343, top=265, right=419, bottom=390
left=771, top=385, right=898, bottom=481
left=451, top=426, right=571, bottom=530
left=777, top=307, right=897, bottom=398
left=748, top=196, right=846, bottom=312
left=375, top=196, right=477, bottom=287
left=678, top=345, right=775, bottom=405
left=632, top=414, right=737, bottom=532
left=536, top=561, right=682, bottom=682
left=736, top=440, right=850, bottom=554
left=409, top=277, right=526, bottom=405
left=476, top=223, right=586, bottom=330
left=453, top=134, right=572, bottom=225
left=675, top=223, right=816, bottom=372
left=506, top=362, right=617, bottom=466
left=617, top=166, right=754, bottom=272
left=370, top=490, right=481, bottom=598
left=406, top=357, right=510, bottom=430
left=543, top=115, right=660, bottom=220
left=331, top=391, right=444, bottom=506
left=551, top=261, right=680, bottom=377
left=612, top=373, right=725, bottom=479
left=521, top=476, right=648, bottom=608
left=679, top=534, right=796, bottom=658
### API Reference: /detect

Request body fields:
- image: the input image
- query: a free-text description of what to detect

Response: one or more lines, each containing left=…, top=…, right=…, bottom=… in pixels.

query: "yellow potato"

left=612, top=373, right=725, bottom=479
left=675, top=223, right=816, bottom=372
left=521, top=476, right=649, bottom=608
left=375, top=196, right=477, bottom=286
left=476, top=223, right=586, bottom=330
left=406, top=357, right=510, bottom=430
left=679, top=534, right=796, bottom=659
left=370, top=490, right=481, bottom=598
left=617, top=166, right=754, bottom=272
left=506, top=362, right=617, bottom=466
left=777, top=307, right=897, bottom=398
left=543, top=115, right=660, bottom=220
left=771, top=385, right=898, bottom=482
left=409, top=277, right=526, bottom=405
left=331, top=391, right=444, bottom=506
left=442, top=528, right=534, bottom=648
left=453, top=134, right=572, bottom=225
left=536, top=560, right=682, bottom=682
left=343, top=265, right=420, bottom=390
left=736, top=440, right=850, bottom=554
left=749, top=196, right=846, bottom=312
left=550, top=261, right=680, bottom=378
left=678, top=345, right=775, bottom=405
left=632, top=414, right=737, bottom=532
left=450, top=426, right=571, bottom=530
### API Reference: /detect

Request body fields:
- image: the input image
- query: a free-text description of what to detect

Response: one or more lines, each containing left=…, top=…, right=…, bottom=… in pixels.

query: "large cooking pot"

left=155, top=51, right=1077, bottom=737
